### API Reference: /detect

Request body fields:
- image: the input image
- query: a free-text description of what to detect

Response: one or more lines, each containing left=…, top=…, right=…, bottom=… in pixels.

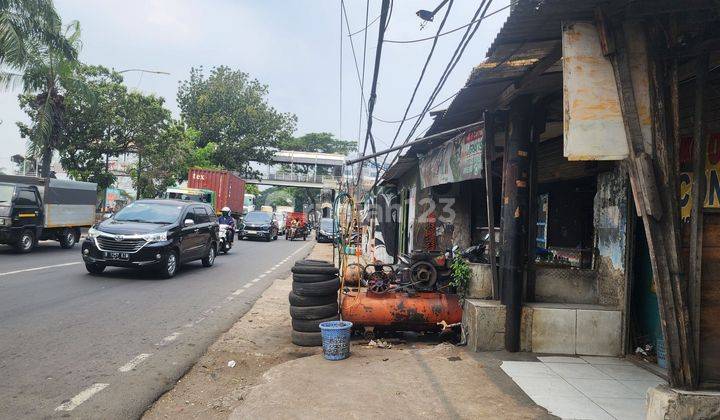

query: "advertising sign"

left=679, top=133, right=720, bottom=220
left=418, top=128, right=484, bottom=189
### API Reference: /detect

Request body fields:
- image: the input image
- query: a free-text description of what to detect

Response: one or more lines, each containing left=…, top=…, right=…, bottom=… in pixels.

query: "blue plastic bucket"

left=319, top=321, right=353, bottom=361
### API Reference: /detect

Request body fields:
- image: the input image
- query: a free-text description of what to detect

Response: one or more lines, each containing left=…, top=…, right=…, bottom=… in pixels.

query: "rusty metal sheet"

left=563, top=22, right=629, bottom=161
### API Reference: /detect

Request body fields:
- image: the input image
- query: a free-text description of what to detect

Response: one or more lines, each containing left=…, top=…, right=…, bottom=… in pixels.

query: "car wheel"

left=291, top=315, right=340, bottom=332
left=15, top=230, right=35, bottom=253
left=59, top=228, right=77, bottom=249
left=290, top=302, right=339, bottom=320
left=202, top=244, right=216, bottom=267
left=264, top=235, right=271, bottom=242
left=159, top=250, right=179, bottom=278
left=85, top=262, right=106, bottom=275
left=291, top=330, right=323, bottom=347
left=288, top=291, right=337, bottom=307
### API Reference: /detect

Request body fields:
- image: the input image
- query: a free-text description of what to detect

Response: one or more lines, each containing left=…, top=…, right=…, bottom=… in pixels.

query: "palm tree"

left=16, top=21, right=83, bottom=177
left=0, top=0, right=77, bottom=88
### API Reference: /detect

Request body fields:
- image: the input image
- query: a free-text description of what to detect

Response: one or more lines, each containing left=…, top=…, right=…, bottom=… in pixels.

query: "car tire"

left=292, top=273, right=337, bottom=283
left=15, top=230, right=35, bottom=253
left=296, top=259, right=333, bottom=266
left=202, top=244, right=216, bottom=267
left=291, top=330, right=323, bottom=347
left=159, top=250, right=179, bottom=279
left=59, top=228, right=77, bottom=249
left=85, top=262, right=106, bottom=274
left=291, top=264, right=338, bottom=276
left=264, top=235, right=271, bottom=242
left=290, top=302, right=339, bottom=320
left=292, top=278, right=340, bottom=296
left=292, top=315, right=340, bottom=332
left=288, top=291, right=337, bottom=307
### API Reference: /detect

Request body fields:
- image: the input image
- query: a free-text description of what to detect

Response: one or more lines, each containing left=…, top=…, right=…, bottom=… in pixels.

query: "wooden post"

left=600, top=17, right=697, bottom=387
left=689, top=52, right=709, bottom=378
left=483, top=111, right=499, bottom=299
left=525, top=101, right=546, bottom=302
left=501, top=95, right=532, bottom=352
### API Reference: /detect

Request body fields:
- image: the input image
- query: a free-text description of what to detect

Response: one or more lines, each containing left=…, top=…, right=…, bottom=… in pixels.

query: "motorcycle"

left=218, top=223, right=234, bottom=254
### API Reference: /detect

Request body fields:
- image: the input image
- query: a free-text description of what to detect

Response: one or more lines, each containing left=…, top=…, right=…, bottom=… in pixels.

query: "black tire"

left=292, top=278, right=340, bottom=296
left=85, top=262, right=106, bottom=274
left=291, top=330, right=323, bottom=347
left=59, top=228, right=78, bottom=249
left=202, top=244, right=216, bottom=267
left=158, top=250, right=179, bottom=278
left=292, top=315, right=340, bottom=332
left=290, top=302, right=339, bottom=320
left=303, top=236, right=306, bottom=241
left=288, top=291, right=337, bottom=307
left=264, top=235, right=271, bottom=242
left=15, top=230, right=35, bottom=253
left=293, top=272, right=337, bottom=283
left=291, top=264, right=338, bottom=276
left=295, top=259, right=333, bottom=266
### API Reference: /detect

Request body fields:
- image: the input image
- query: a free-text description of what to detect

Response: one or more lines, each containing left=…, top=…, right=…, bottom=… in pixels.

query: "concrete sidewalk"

left=144, top=243, right=552, bottom=419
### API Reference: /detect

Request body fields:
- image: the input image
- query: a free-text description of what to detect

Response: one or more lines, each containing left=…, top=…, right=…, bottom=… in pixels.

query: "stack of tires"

left=290, top=259, right=340, bottom=347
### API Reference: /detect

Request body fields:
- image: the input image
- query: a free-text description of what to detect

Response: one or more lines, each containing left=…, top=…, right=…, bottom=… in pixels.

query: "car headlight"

left=140, top=231, right=167, bottom=242
left=87, top=227, right=100, bottom=239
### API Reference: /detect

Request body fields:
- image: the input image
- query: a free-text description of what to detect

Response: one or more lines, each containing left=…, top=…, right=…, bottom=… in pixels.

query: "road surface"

left=0, top=237, right=312, bottom=419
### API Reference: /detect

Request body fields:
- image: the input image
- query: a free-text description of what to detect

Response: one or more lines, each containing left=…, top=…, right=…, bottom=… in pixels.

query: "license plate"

left=104, top=251, right=129, bottom=260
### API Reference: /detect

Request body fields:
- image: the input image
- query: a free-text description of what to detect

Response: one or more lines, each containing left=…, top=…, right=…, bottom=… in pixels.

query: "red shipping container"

left=187, top=168, right=245, bottom=216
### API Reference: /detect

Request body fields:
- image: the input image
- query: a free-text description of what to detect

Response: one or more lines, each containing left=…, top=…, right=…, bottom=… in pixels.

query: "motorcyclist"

left=218, top=207, right=235, bottom=243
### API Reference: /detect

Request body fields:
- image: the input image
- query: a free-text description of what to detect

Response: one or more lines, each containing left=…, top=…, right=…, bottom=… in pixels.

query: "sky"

left=0, top=0, right=511, bottom=172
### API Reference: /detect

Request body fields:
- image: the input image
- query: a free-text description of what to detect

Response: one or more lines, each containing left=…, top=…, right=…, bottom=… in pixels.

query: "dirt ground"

left=143, top=243, right=551, bottom=419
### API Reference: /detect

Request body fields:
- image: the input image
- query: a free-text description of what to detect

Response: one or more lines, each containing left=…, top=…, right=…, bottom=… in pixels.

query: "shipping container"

left=187, top=168, right=245, bottom=217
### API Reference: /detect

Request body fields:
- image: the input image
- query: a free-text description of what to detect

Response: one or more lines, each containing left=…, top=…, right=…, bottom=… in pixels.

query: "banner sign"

left=679, top=133, right=720, bottom=220
left=418, top=127, right=484, bottom=189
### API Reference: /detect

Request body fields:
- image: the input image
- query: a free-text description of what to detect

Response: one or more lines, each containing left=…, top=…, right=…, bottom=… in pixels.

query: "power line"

left=340, top=0, right=370, bottom=128
left=338, top=1, right=343, bottom=140
left=372, top=91, right=459, bottom=124
left=379, top=0, right=455, bottom=171
left=378, top=0, right=493, bottom=183
left=383, top=3, right=511, bottom=44
left=348, top=14, right=380, bottom=37
left=357, top=0, right=370, bottom=149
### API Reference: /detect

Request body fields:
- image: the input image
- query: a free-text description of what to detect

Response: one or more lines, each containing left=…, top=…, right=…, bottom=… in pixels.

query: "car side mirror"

left=184, top=219, right=195, bottom=227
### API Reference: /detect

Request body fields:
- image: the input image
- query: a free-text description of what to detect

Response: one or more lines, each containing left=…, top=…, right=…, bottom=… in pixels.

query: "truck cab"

left=0, top=182, right=44, bottom=252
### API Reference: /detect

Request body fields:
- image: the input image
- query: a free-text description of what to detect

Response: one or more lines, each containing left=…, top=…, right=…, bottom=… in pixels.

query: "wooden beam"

left=601, top=18, right=697, bottom=388
left=501, top=95, right=532, bottom=352
left=525, top=100, right=546, bottom=302
left=484, top=111, right=500, bottom=300
left=496, top=43, right=563, bottom=107
left=689, top=51, right=709, bottom=383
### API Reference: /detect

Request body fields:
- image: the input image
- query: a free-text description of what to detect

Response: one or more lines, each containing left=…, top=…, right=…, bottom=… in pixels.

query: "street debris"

left=227, top=360, right=236, bottom=368
left=366, top=339, right=392, bottom=349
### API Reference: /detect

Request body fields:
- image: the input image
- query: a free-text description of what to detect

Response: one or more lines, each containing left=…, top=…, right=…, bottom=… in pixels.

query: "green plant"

left=450, top=256, right=472, bottom=299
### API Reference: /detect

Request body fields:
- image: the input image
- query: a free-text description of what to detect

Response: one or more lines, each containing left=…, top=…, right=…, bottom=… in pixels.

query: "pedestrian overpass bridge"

left=243, top=150, right=346, bottom=189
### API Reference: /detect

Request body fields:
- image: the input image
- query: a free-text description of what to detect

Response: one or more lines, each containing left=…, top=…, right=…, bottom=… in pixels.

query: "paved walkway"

left=501, top=356, right=664, bottom=419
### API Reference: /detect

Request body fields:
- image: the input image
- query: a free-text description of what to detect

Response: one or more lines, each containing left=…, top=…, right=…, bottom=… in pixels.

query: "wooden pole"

left=525, top=101, right=546, bottom=302
left=483, top=111, right=499, bottom=299
left=501, top=95, right=532, bottom=352
left=689, top=51, right=709, bottom=379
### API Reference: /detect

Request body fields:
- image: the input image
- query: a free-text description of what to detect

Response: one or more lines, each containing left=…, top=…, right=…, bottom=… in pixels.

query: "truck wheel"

left=59, top=228, right=77, bottom=249
left=85, top=263, right=106, bottom=275
left=15, top=230, right=35, bottom=253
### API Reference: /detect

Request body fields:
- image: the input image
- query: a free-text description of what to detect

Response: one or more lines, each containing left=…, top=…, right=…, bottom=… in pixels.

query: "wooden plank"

left=525, top=101, right=546, bottom=302
left=601, top=18, right=696, bottom=388
left=700, top=214, right=720, bottom=384
left=484, top=111, right=499, bottom=300
left=690, top=52, right=709, bottom=380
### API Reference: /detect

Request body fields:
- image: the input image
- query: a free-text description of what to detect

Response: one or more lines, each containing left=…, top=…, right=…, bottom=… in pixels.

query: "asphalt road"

left=0, top=236, right=312, bottom=419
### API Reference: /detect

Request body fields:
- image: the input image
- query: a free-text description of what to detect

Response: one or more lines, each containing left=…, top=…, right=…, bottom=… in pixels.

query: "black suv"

left=81, top=199, right=218, bottom=278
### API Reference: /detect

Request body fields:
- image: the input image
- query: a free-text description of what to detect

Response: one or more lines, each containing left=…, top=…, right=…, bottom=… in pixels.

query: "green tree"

left=280, top=132, right=355, bottom=155
left=177, top=66, right=296, bottom=175
left=245, top=184, right=260, bottom=196
left=16, top=21, right=82, bottom=177
left=0, top=0, right=77, bottom=87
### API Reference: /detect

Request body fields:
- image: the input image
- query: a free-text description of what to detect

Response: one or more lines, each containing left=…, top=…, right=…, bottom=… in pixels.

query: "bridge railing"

left=262, top=173, right=342, bottom=184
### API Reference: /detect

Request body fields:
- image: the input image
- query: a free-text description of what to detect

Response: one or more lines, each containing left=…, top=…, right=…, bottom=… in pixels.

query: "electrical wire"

left=379, top=0, right=454, bottom=169
left=348, top=14, right=380, bottom=37
left=384, top=3, right=510, bottom=44
left=339, top=1, right=343, bottom=142
left=372, top=91, right=459, bottom=124
left=357, top=0, right=370, bottom=148
left=341, top=0, right=370, bottom=123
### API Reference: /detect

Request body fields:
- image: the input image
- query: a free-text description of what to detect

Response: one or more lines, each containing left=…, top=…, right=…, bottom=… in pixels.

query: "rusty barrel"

left=340, top=291, right=462, bottom=331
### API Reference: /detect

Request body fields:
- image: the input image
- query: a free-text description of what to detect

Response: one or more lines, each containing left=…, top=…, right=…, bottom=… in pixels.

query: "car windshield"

left=113, top=202, right=183, bottom=224
left=244, top=211, right=271, bottom=224
left=320, top=219, right=334, bottom=232
left=0, top=184, right=14, bottom=204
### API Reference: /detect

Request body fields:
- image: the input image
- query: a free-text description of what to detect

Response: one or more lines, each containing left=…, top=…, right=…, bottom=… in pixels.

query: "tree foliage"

left=280, top=132, right=355, bottom=155
left=177, top=66, right=296, bottom=175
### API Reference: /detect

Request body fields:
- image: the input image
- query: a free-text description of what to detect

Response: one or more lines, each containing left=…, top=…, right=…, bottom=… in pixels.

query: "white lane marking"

left=118, top=353, right=151, bottom=373
left=55, top=383, right=109, bottom=411
left=259, top=273, right=266, bottom=278
left=158, top=332, right=182, bottom=346
left=226, top=296, right=235, bottom=301
left=251, top=278, right=261, bottom=283
left=0, top=262, right=81, bottom=277
left=243, top=283, right=253, bottom=289
left=264, top=270, right=272, bottom=274
left=182, top=322, right=194, bottom=328
left=232, top=289, right=244, bottom=296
